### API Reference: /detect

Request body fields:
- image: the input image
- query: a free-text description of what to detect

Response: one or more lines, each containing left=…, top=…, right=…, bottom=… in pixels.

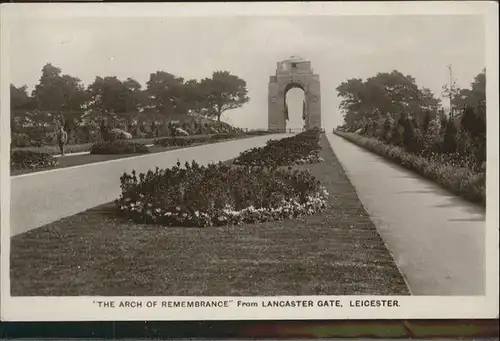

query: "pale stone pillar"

left=268, top=56, right=321, bottom=132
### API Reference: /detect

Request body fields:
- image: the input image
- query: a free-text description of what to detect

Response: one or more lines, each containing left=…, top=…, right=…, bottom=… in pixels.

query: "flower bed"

left=233, top=129, right=323, bottom=167
left=335, top=131, right=485, bottom=206
left=116, top=161, right=329, bottom=227
left=90, top=140, right=150, bottom=154
left=10, top=150, right=58, bottom=171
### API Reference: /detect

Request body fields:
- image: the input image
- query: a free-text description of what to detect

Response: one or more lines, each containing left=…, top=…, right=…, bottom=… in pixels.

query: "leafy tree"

left=11, top=85, right=34, bottom=110
left=459, top=105, right=486, bottom=165
left=196, top=71, right=249, bottom=121
left=336, top=78, right=371, bottom=126
left=443, top=119, right=458, bottom=153
left=336, top=70, right=441, bottom=130
left=419, top=88, right=441, bottom=113
left=31, top=63, right=88, bottom=133
left=366, top=71, right=422, bottom=115
left=442, top=68, right=485, bottom=119
left=453, top=70, right=486, bottom=164
left=87, top=76, right=146, bottom=133
left=145, top=71, right=186, bottom=115
left=421, top=111, right=431, bottom=134
left=382, top=113, right=394, bottom=142
left=181, top=79, right=211, bottom=117
left=401, top=114, right=416, bottom=152
left=467, top=69, right=486, bottom=109
left=424, top=114, right=442, bottom=152
left=10, top=84, right=36, bottom=133
left=390, top=113, right=407, bottom=146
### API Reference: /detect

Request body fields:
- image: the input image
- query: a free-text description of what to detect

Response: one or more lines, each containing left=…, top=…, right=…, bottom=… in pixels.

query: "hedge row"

left=335, top=131, right=485, bottom=206
left=90, top=140, right=150, bottom=155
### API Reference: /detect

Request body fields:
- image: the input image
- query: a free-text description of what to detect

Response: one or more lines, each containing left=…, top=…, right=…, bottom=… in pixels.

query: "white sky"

left=9, top=14, right=485, bottom=130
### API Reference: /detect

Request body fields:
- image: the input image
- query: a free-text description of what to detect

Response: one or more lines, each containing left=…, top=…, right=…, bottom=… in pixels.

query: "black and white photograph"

left=1, top=2, right=498, bottom=321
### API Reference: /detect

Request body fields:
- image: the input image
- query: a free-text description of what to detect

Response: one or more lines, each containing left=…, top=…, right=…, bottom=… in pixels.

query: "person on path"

left=57, top=126, right=68, bottom=156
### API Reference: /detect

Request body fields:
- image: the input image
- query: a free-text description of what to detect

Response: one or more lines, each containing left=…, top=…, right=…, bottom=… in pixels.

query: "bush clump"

left=90, top=140, right=150, bottom=154
left=335, top=131, right=485, bottom=205
left=116, top=160, right=329, bottom=227
left=233, top=129, right=323, bottom=167
left=10, top=150, right=58, bottom=170
left=155, top=137, right=195, bottom=148
left=244, top=130, right=271, bottom=136
left=210, top=132, right=239, bottom=141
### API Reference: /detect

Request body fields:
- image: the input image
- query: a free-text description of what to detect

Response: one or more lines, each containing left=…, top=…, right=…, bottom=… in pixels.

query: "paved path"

left=10, top=134, right=290, bottom=236
left=326, top=133, right=486, bottom=296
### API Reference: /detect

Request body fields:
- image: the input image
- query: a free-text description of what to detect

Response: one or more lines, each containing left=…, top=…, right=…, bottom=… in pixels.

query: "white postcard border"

left=1, top=1, right=498, bottom=322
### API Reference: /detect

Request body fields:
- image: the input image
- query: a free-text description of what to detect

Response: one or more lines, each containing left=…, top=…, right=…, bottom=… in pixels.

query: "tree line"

left=336, top=69, right=486, bottom=169
left=11, top=63, right=249, bottom=146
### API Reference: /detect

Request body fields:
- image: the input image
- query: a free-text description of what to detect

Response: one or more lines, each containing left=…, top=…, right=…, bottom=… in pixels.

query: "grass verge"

left=10, top=135, right=410, bottom=296
left=10, top=134, right=268, bottom=176
left=334, top=131, right=486, bottom=207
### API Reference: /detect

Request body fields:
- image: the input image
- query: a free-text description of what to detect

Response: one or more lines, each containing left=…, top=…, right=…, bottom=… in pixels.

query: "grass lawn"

left=10, top=135, right=257, bottom=176
left=11, top=136, right=210, bottom=155
left=10, top=135, right=410, bottom=296
left=12, top=143, right=94, bottom=156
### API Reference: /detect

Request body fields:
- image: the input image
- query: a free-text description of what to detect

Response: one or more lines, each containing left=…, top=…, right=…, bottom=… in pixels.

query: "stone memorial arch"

left=268, top=56, right=321, bottom=132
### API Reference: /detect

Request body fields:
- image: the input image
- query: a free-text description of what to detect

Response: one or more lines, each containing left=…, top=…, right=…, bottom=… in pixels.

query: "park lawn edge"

left=10, top=134, right=410, bottom=296
left=334, top=130, right=486, bottom=208
left=10, top=133, right=269, bottom=176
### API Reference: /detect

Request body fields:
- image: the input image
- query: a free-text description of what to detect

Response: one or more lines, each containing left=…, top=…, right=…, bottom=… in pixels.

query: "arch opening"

left=285, top=86, right=306, bottom=131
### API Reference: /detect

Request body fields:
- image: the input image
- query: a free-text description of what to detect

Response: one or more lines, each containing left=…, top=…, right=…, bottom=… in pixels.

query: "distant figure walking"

left=57, top=126, right=68, bottom=156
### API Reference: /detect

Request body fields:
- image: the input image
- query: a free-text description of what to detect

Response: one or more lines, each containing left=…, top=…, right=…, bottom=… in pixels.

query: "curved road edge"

left=10, top=133, right=292, bottom=236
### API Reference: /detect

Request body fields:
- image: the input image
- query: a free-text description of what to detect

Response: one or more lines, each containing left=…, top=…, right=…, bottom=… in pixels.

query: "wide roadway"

left=326, top=133, right=486, bottom=296
left=10, top=133, right=292, bottom=236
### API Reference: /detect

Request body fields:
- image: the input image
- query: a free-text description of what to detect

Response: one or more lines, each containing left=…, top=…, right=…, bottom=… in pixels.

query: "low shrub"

left=109, top=128, right=132, bottom=140
left=244, top=130, right=270, bottom=136
left=334, top=131, right=485, bottom=206
left=155, top=137, right=195, bottom=148
left=155, top=133, right=241, bottom=147
left=90, top=140, right=150, bottom=154
left=233, top=129, right=322, bottom=167
left=210, top=132, right=239, bottom=141
left=11, top=132, right=32, bottom=148
left=175, top=128, right=190, bottom=136
left=10, top=150, right=58, bottom=170
left=116, top=161, right=329, bottom=227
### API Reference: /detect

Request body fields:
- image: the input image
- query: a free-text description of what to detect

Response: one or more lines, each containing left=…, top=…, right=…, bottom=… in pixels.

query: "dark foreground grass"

left=10, top=135, right=410, bottom=296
